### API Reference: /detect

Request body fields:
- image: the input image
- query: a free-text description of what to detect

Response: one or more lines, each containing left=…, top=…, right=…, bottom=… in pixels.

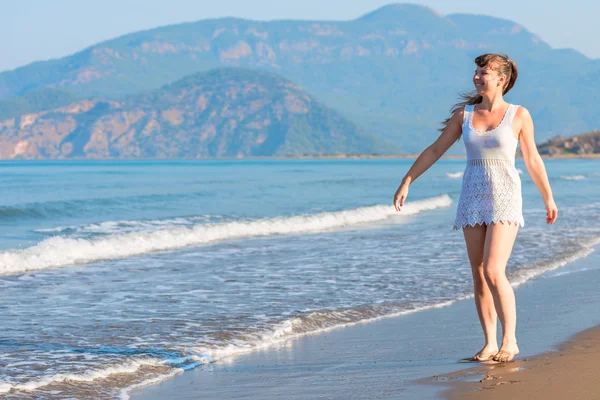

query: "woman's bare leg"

left=463, top=224, right=498, bottom=360
left=483, top=222, right=520, bottom=362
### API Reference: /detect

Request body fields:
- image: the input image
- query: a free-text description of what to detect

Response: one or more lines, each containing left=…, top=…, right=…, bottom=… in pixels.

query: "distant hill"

left=1, top=3, right=599, bottom=153
left=0, top=68, right=397, bottom=159
left=0, top=87, right=80, bottom=121
left=535, top=130, right=600, bottom=156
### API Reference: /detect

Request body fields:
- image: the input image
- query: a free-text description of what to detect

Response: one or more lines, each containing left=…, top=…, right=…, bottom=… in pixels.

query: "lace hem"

left=453, top=218, right=525, bottom=230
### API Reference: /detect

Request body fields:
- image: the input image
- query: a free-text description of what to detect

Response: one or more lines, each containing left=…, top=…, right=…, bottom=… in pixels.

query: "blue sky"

left=2, top=0, right=597, bottom=72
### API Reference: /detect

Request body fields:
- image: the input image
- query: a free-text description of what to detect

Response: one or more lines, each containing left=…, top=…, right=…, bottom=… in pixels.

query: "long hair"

left=440, top=53, right=518, bottom=133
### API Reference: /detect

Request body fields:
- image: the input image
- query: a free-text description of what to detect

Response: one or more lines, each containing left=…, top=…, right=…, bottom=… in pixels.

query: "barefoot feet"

left=493, top=342, right=520, bottom=362
left=471, top=344, right=499, bottom=361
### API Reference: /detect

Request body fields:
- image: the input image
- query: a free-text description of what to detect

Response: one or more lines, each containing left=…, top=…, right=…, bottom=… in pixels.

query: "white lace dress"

left=453, top=104, right=525, bottom=230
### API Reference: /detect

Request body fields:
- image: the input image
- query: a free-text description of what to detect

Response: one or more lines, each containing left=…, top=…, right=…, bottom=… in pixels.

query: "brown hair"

left=440, top=53, right=518, bottom=132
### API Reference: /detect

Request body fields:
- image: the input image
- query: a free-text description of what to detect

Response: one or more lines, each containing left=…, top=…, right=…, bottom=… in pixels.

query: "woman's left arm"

left=517, top=107, right=558, bottom=224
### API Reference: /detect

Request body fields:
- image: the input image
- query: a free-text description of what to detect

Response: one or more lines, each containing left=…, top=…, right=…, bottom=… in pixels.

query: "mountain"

left=0, top=87, right=81, bottom=121
left=1, top=3, right=599, bottom=152
left=0, top=68, right=396, bottom=159
left=535, top=130, right=600, bottom=156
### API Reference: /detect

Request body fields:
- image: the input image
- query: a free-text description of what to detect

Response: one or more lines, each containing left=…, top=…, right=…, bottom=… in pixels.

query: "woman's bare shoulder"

left=514, top=105, right=532, bottom=120
left=452, top=106, right=466, bottom=121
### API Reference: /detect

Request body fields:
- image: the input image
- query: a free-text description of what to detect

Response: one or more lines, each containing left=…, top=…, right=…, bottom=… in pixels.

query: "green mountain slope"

left=0, top=68, right=397, bottom=159
left=0, top=88, right=81, bottom=121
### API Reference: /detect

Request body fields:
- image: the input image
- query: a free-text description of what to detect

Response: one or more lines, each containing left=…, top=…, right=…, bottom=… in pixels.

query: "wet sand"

left=436, top=324, right=600, bottom=399
left=132, top=246, right=600, bottom=400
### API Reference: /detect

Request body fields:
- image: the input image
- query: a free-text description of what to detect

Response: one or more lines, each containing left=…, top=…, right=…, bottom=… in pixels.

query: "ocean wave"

left=0, top=192, right=210, bottom=220
left=122, top=238, right=599, bottom=397
left=181, top=235, right=600, bottom=377
left=192, top=236, right=600, bottom=364
left=2, top=299, right=461, bottom=399
left=510, top=236, right=600, bottom=287
left=545, top=267, right=591, bottom=278
left=0, top=357, right=166, bottom=394
left=0, top=200, right=86, bottom=219
left=8, top=234, right=599, bottom=399
left=0, top=195, right=452, bottom=275
left=118, top=369, right=184, bottom=400
left=35, top=215, right=222, bottom=236
left=445, top=172, right=464, bottom=179
left=120, top=298, right=462, bottom=399
left=560, top=175, right=586, bottom=180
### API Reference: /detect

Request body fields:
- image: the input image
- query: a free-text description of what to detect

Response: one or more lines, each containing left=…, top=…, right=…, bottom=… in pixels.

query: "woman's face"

left=473, top=65, right=504, bottom=94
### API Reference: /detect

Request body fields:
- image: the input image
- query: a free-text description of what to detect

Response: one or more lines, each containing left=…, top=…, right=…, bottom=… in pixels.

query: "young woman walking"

left=393, top=53, right=558, bottom=363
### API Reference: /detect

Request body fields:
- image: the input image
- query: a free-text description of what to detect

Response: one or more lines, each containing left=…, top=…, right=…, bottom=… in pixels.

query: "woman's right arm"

left=393, top=108, right=464, bottom=211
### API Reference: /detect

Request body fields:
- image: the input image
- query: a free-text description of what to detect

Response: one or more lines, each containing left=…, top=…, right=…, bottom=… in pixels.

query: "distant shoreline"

left=1, top=153, right=599, bottom=161
left=247, top=153, right=600, bottom=160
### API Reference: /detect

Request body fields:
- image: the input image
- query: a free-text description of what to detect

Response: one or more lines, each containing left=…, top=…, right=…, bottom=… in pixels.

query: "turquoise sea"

left=0, top=159, right=598, bottom=398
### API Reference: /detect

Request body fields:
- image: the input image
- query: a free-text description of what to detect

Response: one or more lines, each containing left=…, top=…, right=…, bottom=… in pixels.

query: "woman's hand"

left=545, top=198, right=558, bottom=224
left=393, top=183, right=409, bottom=211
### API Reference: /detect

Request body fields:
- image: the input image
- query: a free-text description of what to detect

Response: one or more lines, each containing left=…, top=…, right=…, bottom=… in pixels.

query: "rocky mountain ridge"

left=536, top=130, right=600, bottom=156
left=2, top=3, right=598, bottom=152
left=0, top=68, right=394, bottom=159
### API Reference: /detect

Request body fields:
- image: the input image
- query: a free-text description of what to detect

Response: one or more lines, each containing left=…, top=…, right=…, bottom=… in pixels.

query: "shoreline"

left=1, top=153, right=599, bottom=161
left=433, top=324, right=600, bottom=399
left=131, top=244, right=600, bottom=400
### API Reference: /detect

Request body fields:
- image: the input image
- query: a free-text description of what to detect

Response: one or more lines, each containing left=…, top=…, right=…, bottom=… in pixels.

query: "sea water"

left=0, top=159, right=598, bottom=398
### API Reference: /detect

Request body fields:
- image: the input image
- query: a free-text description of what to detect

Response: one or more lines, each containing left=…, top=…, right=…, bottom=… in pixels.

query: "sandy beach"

left=437, top=325, right=600, bottom=399
left=131, top=244, right=600, bottom=400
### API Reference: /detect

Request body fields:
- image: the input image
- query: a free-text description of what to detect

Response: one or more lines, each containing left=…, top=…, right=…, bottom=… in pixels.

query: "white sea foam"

left=517, top=168, right=524, bottom=174
left=0, top=357, right=164, bottom=394
left=0, top=195, right=452, bottom=275
left=118, top=369, right=183, bottom=400
left=445, top=172, right=464, bottom=179
left=35, top=215, right=217, bottom=236
left=546, top=267, right=591, bottom=278
left=192, top=300, right=460, bottom=360
left=119, top=298, right=462, bottom=400
left=120, top=237, right=598, bottom=397
left=199, top=236, right=597, bottom=376
left=12, top=234, right=600, bottom=399
left=560, top=175, right=586, bottom=180
left=510, top=236, right=600, bottom=288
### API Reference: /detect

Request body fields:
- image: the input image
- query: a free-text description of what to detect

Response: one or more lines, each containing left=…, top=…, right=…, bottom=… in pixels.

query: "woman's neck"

left=478, top=94, right=507, bottom=111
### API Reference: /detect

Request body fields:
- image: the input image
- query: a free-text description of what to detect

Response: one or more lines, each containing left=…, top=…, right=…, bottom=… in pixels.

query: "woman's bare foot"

left=493, top=342, right=520, bottom=362
left=471, top=344, right=499, bottom=361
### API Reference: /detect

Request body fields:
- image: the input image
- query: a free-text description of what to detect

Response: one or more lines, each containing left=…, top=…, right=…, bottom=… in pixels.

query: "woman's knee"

left=471, top=263, right=488, bottom=295
left=473, top=280, right=488, bottom=297
left=483, top=265, right=506, bottom=289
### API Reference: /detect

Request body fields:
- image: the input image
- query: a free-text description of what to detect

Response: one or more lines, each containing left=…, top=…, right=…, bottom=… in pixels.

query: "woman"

left=393, top=53, right=558, bottom=363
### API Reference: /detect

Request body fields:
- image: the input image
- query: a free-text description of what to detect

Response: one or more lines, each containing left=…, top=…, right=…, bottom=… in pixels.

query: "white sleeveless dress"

left=453, top=104, right=525, bottom=230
